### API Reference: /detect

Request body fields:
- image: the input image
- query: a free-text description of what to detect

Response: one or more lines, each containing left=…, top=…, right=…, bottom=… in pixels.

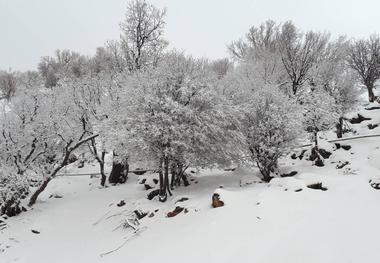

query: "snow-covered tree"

left=278, top=22, right=330, bottom=96
left=0, top=70, right=17, bottom=100
left=112, top=52, right=245, bottom=201
left=120, top=0, right=168, bottom=71
left=210, top=58, right=233, bottom=79
left=229, top=20, right=280, bottom=60
left=229, top=20, right=330, bottom=96
left=301, top=88, right=339, bottom=165
left=330, top=74, right=359, bottom=138
left=241, top=87, right=301, bottom=182
left=58, top=73, right=115, bottom=186
left=38, top=50, right=89, bottom=88
left=347, top=35, right=380, bottom=102
left=228, top=20, right=286, bottom=86
left=0, top=80, right=98, bottom=210
left=309, top=37, right=359, bottom=138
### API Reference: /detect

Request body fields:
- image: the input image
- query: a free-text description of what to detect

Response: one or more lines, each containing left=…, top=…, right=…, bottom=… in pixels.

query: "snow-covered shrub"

left=243, top=87, right=302, bottom=182
left=0, top=169, right=29, bottom=216
left=315, top=39, right=359, bottom=138
left=302, top=88, right=339, bottom=165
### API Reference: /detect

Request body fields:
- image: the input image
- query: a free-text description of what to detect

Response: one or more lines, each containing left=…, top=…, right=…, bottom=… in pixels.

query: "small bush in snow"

left=0, top=169, right=29, bottom=216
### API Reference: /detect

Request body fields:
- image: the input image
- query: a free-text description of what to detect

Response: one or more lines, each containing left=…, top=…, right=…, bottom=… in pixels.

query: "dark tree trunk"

left=368, top=85, right=375, bottom=102
left=164, top=157, right=172, bottom=197
left=257, top=161, right=272, bottom=182
left=170, top=163, right=177, bottom=189
left=178, top=163, right=190, bottom=187
left=169, top=161, right=190, bottom=187
left=314, top=131, right=318, bottom=147
left=99, top=152, right=106, bottom=186
left=181, top=171, right=190, bottom=186
left=158, top=156, right=173, bottom=202
left=158, top=157, right=166, bottom=202
left=336, top=117, right=343, bottom=138
left=292, top=82, right=298, bottom=95
left=309, top=131, right=324, bottom=166
left=28, top=177, right=52, bottom=206
left=90, top=138, right=107, bottom=186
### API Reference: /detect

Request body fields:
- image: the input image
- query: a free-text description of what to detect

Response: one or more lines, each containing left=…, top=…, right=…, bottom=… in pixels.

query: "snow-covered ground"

left=1, top=101, right=380, bottom=263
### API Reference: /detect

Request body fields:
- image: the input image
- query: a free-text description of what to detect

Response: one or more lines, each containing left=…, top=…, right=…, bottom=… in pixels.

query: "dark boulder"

left=134, top=209, right=148, bottom=219
left=108, top=162, right=128, bottom=184
left=280, top=171, right=298, bottom=178
left=175, top=197, right=189, bottom=203
left=117, top=200, right=126, bottom=207
left=147, top=189, right=160, bottom=200
left=31, top=229, right=40, bottom=234
left=307, top=182, right=328, bottom=191
left=349, top=114, right=371, bottom=124
left=336, top=161, right=350, bottom=169
left=133, top=168, right=147, bottom=175
left=368, top=124, right=379, bottom=130
left=370, top=180, right=380, bottom=190
left=319, top=149, right=332, bottom=159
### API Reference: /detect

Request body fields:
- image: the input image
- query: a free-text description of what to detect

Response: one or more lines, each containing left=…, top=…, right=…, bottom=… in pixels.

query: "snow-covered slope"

left=1, top=102, right=380, bottom=263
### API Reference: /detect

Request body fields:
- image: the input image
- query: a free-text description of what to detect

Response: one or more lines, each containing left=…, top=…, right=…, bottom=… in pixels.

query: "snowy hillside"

left=1, top=101, right=380, bottom=263
left=3, top=2, right=380, bottom=263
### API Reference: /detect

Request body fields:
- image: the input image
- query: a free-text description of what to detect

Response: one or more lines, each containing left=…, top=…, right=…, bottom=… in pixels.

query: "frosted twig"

left=105, top=209, right=130, bottom=220
left=92, top=210, right=111, bottom=226
left=100, top=226, right=147, bottom=257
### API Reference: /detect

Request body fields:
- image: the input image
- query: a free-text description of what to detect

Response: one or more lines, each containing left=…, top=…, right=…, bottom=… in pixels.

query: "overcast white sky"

left=1, top=0, right=380, bottom=71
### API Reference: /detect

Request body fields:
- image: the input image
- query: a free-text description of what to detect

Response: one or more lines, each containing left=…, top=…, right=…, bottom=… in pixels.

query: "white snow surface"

left=1, top=102, right=380, bottom=263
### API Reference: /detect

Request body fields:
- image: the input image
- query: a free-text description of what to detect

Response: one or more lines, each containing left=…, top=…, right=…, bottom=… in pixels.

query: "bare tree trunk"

left=181, top=169, right=190, bottom=186
left=292, top=81, right=298, bottom=95
left=28, top=134, right=99, bottom=206
left=256, top=160, right=272, bottom=182
left=314, top=131, right=318, bottom=148
left=89, top=138, right=107, bottom=186
left=170, top=162, right=176, bottom=189
left=368, top=84, right=375, bottom=102
left=28, top=177, right=52, bottom=206
left=177, top=162, right=190, bottom=187
left=336, top=117, right=343, bottom=138
left=164, top=156, right=172, bottom=197
left=158, top=156, right=173, bottom=202
left=312, top=131, right=324, bottom=166
left=158, top=156, right=166, bottom=202
left=100, top=152, right=106, bottom=186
